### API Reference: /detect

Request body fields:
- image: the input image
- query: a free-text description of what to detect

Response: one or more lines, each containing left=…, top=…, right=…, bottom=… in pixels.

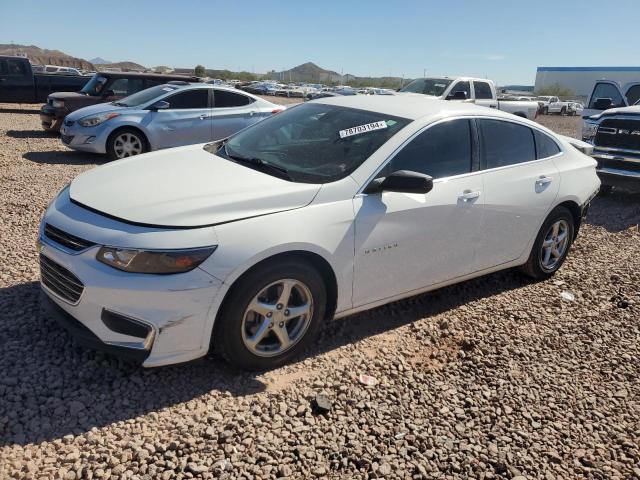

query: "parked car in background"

left=44, top=65, right=82, bottom=75
left=582, top=104, right=640, bottom=193
left=582, top=80, right=640, bottom=118
left=39, top=95, right=599, bottom=369
left=40, top=72, right=200, bottom=132
left=60, top=83, right=284, bottom=159
left=537, top=96, right=572, bottom=115
left=567, top=101, right=583, bottom=116
left=306, top=87, right=358, bottom=100
left=399, top=77, right=539, bottom=120
left=0, top=55, right=89, bottom=103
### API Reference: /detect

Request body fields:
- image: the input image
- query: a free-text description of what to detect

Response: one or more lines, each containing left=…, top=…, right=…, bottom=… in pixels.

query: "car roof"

left=312, top=94, right=518, bottom=122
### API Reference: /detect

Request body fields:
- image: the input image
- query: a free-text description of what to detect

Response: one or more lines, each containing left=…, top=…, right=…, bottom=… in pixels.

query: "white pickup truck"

left=537, top=96, right=574, bottom=115
left=399, top=76, right=539, bottom=120
left=582, top=80, right=640, bottom=118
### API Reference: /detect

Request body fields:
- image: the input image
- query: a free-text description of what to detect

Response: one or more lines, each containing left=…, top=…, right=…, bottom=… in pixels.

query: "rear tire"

left=213, top=259, right=327, bottom=371
left=560, top=106, right=567, bottom=115
left=542, top=106, right=548, bottom=115
left=520, top=206, right=574, bottom=280
left=106, top=128, right=148, bottom=160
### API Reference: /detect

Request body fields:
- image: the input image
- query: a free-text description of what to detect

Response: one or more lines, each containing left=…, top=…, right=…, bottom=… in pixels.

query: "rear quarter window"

left=534, top=130, right=561, bottom=159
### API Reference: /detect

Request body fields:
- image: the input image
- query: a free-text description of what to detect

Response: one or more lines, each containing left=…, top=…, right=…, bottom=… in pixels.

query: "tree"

left=194, top=65, right=206, bottom=77
left=535, top=83, right=574, bottom=97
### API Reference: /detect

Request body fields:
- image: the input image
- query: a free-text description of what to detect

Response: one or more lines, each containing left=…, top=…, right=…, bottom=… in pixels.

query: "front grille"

left=44, top=223, right=95, bottom=251
left=64, top=119, right=75, bottom=127
left=595, top=119, right=640, bottom=150
left=61, top=135, right=74, bottom=145
left=40, top=254, right=85, bottom=304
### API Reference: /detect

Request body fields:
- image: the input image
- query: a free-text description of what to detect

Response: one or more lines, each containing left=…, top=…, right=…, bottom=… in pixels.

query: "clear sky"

left=1, top=0, right=639, bottom=85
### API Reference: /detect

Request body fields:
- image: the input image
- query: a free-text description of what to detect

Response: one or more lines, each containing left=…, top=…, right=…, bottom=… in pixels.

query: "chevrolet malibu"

left=39, top=96, right=600, bottom=370
left=60, top=83, right=284, bottom=159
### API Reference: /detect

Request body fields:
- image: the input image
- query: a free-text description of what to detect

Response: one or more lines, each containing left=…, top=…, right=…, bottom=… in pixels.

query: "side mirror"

left=102, top=89, right=115, bottom=98
left=593, top=97, right=613, bottom=110
left=446, top=91, right=467, bottom=101
left=149, top=100, right=170, bottom=111
left=365, top=170, right=434, bottom=195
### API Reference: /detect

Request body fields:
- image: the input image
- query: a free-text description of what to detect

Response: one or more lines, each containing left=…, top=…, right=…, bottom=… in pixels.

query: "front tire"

left=520, top=206, right=574, bottom=280
left=106, top=128, right=148, bottom=160
left=214, top=259, right=327, bottom=371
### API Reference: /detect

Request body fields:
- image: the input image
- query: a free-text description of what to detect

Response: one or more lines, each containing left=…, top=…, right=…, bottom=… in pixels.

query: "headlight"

left=582, top=121, right=598, bottom=142
left=78, top=112, right=120, bottom=127
left=51, top=99, right=65, bottom=108
left=96, top=246, right=216, bottom=274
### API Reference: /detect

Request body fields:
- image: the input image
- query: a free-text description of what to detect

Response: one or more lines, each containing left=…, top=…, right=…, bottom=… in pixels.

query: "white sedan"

left=39, top=96, right=600, bottom=370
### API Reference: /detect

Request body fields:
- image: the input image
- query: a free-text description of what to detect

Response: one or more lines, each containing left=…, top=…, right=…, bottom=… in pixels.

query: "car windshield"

left=115, top=85, right=179, bottom=107
left=205, top=103, right=411, bottom=184
left=400, top=78, right=453, bottom=96
left=81, top=75, right=109, bottom=95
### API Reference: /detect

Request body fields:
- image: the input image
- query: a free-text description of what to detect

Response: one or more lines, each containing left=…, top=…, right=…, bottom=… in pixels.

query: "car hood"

left=69, top=144, right=321, bottom=228
left=66, top=102, right=124, bottom=120
left=599, top=105, right=640, bottom=117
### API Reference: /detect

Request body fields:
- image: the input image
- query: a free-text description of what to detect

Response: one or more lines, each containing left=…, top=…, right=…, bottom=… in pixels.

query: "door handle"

left=458, top=190, right=481, bottom=202
left=536, top=175, right=552, bottom=187
left=199, top=114, right=208, bottom=120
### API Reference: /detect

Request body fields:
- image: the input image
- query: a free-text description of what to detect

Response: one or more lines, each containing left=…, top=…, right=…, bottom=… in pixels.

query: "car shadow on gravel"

left=0, top=107, right=41, bottom=114
left=0, top=269, right=532, bottom=446
left=584, top=190, right=640, bottom=233
left=22, top=150, right=108, bottom=165
left=6, top=129, right=57, bottom=139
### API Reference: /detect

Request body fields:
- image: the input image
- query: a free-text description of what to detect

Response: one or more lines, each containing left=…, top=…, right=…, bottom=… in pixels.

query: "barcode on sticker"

left=339, top=121, right=388, bottom=139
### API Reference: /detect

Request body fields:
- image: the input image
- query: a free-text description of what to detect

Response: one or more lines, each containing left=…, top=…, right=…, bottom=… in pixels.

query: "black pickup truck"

left=0, top=56, right=89, bottom=103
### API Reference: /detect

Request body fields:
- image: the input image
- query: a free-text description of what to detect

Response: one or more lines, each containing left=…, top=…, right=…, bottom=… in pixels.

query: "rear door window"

left=0, top=60, right=7, bottom=75
left=214, top=90, right=254, bottom=107
left=478, top=119, right=536, bottom=169
left=589, top=82, right=625, bottom=109
left=382, top=119, right=473, bottom=179
left=474, top=81, right=493, bottom=100
left=165, top=89, right=209, bottom=109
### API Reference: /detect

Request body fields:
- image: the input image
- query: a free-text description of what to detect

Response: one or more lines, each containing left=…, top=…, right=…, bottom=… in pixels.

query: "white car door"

left=150, top=88, right=212, bottom=149
left=211, top=89, right=265, bottom=140
left=548, top=97, right=561, bottom=113
left=474, top=119, right=560, bottom=270
left=352, top=118, right=484, bottom=307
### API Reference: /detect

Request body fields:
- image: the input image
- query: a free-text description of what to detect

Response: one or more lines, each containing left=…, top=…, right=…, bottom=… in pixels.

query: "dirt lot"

left=0, top=105, right=639, bottom=480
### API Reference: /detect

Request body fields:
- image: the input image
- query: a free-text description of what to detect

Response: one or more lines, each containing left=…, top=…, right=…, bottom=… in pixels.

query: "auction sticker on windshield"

left=339, top=121, right=388, bottom=139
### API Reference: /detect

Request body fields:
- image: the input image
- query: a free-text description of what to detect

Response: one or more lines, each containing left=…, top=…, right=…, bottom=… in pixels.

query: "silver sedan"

left=60, top=83, right=285, bottom=159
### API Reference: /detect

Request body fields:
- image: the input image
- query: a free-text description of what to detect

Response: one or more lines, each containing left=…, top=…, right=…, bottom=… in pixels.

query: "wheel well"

left=555, top=200, right=582, bottom=239
left=107, top=126, right=149, bottom=150
left=212, top=251, right=338, bottom=347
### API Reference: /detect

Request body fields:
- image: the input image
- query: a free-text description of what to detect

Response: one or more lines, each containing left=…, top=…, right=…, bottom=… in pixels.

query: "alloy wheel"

left=241, top=279, right=314, bottom=357
left=539, top=219, right=569, bottom=272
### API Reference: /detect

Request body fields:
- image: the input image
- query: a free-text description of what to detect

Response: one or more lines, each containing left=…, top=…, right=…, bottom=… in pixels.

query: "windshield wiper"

left=224, top=145, right=291, bottom=180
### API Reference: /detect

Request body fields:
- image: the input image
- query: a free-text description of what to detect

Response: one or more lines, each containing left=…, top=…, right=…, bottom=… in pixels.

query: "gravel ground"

left=1, top=105, right=639, bottom=480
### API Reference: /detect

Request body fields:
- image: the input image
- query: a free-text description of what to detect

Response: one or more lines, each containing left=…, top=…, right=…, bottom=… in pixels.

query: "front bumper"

left=38, top=231, right=223, bottom=367
left=592, top=149, right=640, bottom=188
left=40, top=105, right=67, bottom=132
left=59, top=122, right=109, bottom=155
left=41, top=293, right=152, bottom=363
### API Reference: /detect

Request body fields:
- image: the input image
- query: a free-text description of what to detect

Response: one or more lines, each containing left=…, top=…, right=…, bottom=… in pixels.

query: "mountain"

left=267, top=62, right=342, bottom=83
left=96, top=61, right=147, bottom=72
left=0, top=44, right=94, bottom=70
left=90, top=57, right=112, bottom=65
left=265, top=62, right=407, bottom=88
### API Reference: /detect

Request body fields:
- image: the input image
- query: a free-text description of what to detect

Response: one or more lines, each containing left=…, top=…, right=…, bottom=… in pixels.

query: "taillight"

left=271, top=108, right=284, bottom=114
